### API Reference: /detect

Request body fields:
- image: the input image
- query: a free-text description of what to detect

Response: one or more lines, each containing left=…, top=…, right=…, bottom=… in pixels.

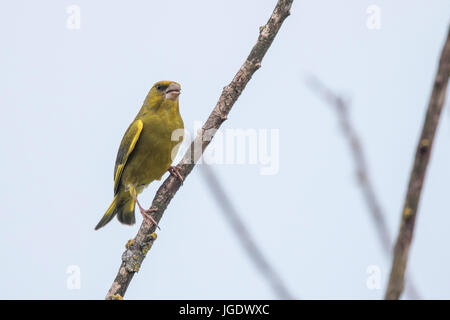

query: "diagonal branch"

left=200, top=164, right=294, bottom=299
left=307, top=76, right=421, bottom=299
left=385, top=26, right=450, bottom=300
left=105, top=0, right=294, bottom=299
left=307, top=77, right=392, bottom=254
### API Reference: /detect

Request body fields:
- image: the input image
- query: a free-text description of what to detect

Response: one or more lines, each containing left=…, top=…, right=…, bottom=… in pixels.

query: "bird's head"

left=140, top=80, right=181, bottom=115
left=147, top=80, right=181, bottom=104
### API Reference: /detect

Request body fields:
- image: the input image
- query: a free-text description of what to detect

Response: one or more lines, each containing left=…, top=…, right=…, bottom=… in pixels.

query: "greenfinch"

left=95, top=80, right=184, bottom=230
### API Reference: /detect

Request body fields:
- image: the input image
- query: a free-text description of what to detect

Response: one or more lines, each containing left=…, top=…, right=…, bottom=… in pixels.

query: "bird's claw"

left=140, top=207, right=160, bottom=230
left=168, top=166, right=184, bottom=183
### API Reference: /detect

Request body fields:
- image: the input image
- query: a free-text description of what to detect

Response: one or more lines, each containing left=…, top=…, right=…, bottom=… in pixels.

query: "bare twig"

left=105, top=0, right=293, bottom=299
left=385, top=26, right=450, bottom=300
left=200, top=164, right=294, bottom=299
left=307, top=77, right=392, bottom=252
left=307, top=76, right=421, bottom=299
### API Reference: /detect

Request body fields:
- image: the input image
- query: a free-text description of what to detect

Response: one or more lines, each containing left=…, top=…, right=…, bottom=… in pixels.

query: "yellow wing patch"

left=113, top=119, right=143, bottom=194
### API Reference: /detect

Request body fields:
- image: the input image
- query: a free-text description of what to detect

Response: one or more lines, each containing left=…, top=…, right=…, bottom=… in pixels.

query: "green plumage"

left=95, top=81, right=184, bottom=230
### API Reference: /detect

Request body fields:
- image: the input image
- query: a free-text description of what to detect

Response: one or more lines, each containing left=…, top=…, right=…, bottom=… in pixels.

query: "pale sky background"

left=1, top=0, right=449, bottom=299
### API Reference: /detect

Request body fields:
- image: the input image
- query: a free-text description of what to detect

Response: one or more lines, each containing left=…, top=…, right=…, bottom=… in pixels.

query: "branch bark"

left=105, top=0, right=294, bottom=299
left=307, top=76, right=421, bottom=299
left=385, top=26, right=450, bottom=300
left=200, top=164, right=294, bottom=299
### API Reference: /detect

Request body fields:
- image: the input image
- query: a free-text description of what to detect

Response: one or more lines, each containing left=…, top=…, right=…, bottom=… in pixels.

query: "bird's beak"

left=165, top=83, right=181, bottom=100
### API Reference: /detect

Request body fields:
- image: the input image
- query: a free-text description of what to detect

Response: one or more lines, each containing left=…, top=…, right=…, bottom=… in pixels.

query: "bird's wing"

left=113, top=119, right=144, bottom=194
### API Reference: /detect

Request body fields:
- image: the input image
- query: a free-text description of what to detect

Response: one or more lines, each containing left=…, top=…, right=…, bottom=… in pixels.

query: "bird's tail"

left=95, top=191, right=136, bottom=230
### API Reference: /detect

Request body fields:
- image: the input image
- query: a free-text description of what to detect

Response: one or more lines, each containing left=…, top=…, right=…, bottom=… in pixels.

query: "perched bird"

left=95, top=80, right=184, bottom=230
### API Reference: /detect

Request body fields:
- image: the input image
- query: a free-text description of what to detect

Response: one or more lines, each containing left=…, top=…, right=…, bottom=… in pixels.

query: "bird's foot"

left=132, top=192, right=160, bottom=229
left=139, top=207, right=160, bottom=230
left=168, top=165, right=184, bottom=183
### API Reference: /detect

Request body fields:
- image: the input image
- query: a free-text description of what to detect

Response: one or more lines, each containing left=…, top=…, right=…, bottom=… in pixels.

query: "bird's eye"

left=156, top=85, right=162, bottom=90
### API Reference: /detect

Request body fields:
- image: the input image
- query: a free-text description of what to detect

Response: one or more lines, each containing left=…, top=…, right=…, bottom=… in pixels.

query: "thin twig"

left=105, top=0, right=293, bottom=299
left=385, top=26, right=450, bottom=300
left=307, top=77, right=392, bottom=252
left=306, top=76, right=421, bottom=299
left=200, top=164, right=294, bottom=299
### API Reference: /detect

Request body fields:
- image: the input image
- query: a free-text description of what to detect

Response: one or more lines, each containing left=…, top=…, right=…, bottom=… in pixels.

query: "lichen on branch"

left=105, top=0, right=294, bottom=300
